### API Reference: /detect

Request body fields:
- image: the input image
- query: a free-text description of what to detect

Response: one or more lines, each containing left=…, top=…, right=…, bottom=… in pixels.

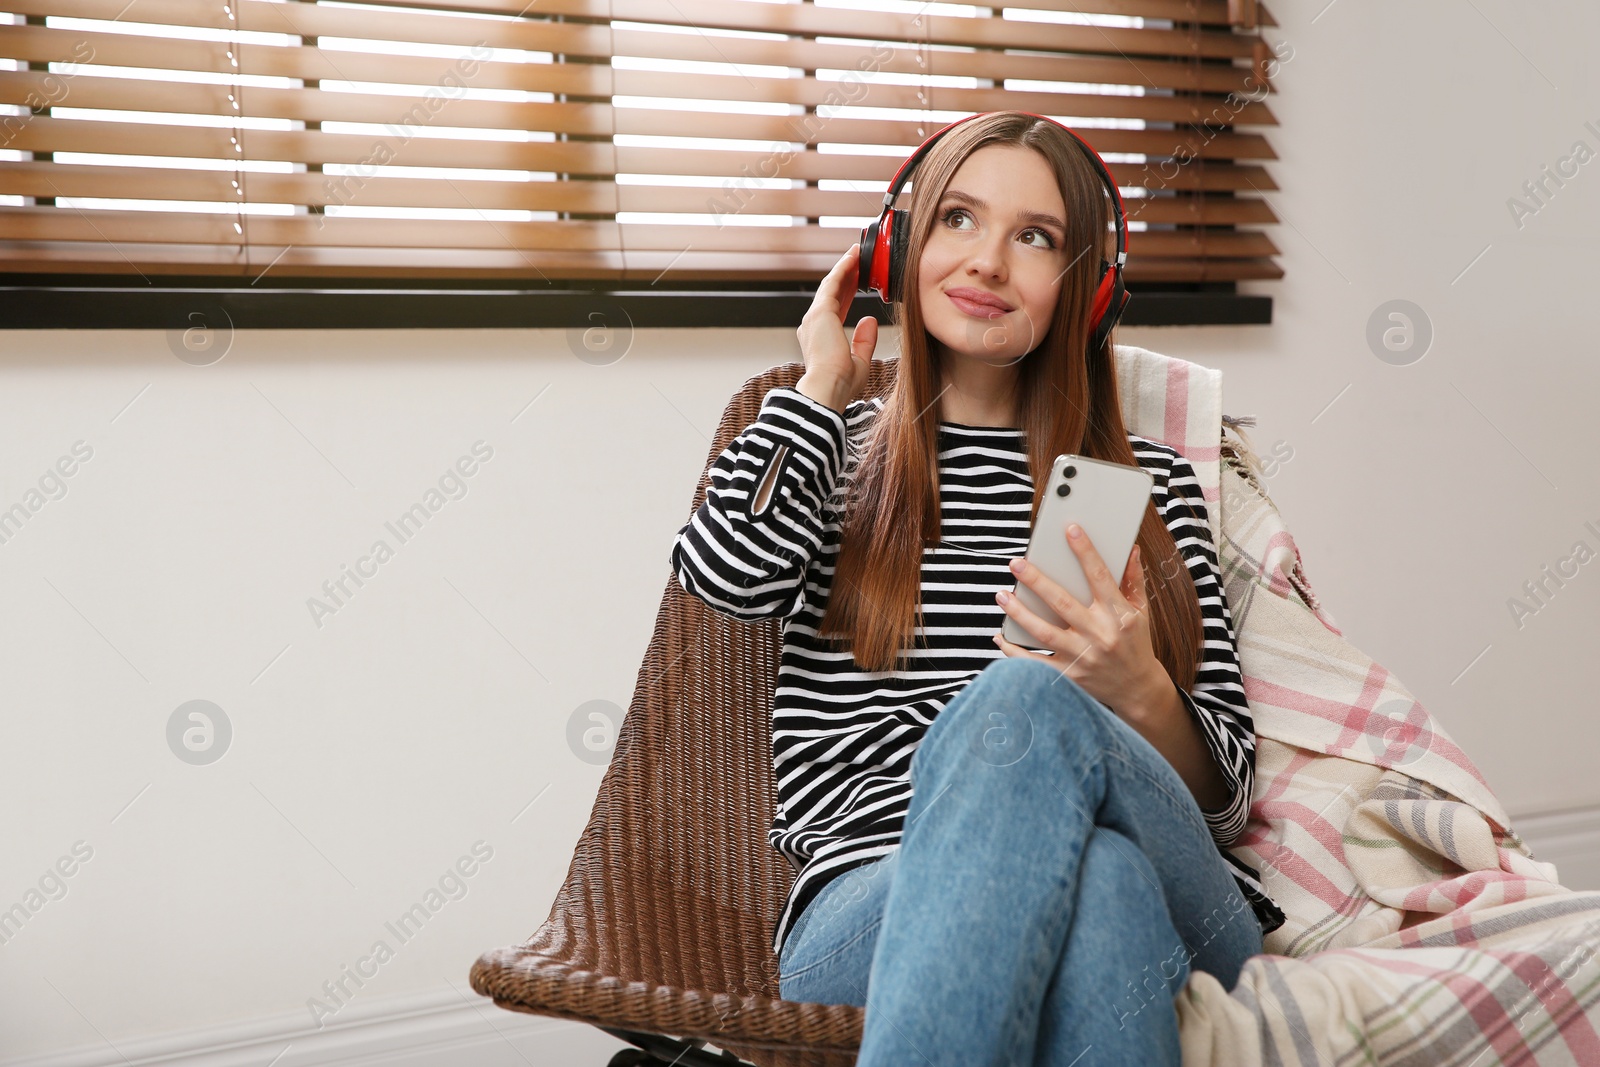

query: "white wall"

left=4, top=1, right=1599, bottom=1061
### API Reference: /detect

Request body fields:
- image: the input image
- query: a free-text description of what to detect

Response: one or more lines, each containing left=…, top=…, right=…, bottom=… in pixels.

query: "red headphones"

left=856, top=110, right=1131, bottom=352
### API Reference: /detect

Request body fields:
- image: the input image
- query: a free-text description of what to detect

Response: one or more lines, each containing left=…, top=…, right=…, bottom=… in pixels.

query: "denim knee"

left=974, top=656, right=1102, bottom=715
left=915, top=657, right=1103, bottom=778
left=981, top=652, right=1069, bottom=687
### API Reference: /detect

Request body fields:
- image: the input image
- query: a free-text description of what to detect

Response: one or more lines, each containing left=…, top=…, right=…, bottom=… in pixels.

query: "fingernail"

left=1068, top=523, right=1083, bottom=539
left=1008, top=557, right=1022, bottom=573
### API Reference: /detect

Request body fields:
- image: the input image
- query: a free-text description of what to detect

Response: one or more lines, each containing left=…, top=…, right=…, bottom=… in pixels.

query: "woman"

left=671, top=112, right=1285, bottom=1066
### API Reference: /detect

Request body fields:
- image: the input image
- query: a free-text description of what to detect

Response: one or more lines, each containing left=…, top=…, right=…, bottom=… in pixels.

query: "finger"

left=996, top=584, right=1084, bottom=658
left=993, top=631, right=1060, bottom=666
left=1008, top=557, right=1087, bottom=635
left=810, top=246, right=853, bottom=312
left=1065, top=522, right=1126, bottom=612
left=826, top=244, right=860, bottom=320
left=829, top=242, right=859, bottom=275
left=822, top=247, right=852, bottom=286
left=852, top=316, right=877, bottom=364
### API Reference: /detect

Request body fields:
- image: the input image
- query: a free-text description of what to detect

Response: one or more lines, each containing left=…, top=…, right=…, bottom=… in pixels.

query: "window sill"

left=0, top=276, right=1271, bottom=330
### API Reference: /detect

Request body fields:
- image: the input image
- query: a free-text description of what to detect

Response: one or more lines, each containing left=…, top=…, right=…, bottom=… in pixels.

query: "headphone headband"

left=856, top=110, right=1131, bottom=351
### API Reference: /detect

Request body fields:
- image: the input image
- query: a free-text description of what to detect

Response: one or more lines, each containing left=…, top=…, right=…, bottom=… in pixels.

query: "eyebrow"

left=938, top=188, right=1066, bottom=236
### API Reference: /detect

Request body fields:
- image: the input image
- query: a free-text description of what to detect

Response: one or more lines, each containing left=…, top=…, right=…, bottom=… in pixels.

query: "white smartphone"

left=1002, top=453, right=1155, bottom=651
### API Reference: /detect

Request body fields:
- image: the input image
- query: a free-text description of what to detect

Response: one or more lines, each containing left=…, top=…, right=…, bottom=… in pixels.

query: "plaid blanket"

left=1112, top=345, right=1600, bottom=1066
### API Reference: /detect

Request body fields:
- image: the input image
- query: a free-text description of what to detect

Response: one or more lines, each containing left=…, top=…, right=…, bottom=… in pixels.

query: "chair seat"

left=471, top=946, right=864, bottom=1063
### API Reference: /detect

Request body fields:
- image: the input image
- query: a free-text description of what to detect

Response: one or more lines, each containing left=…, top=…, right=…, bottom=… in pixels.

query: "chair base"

left=600, top=1025, right=761, bottom=1067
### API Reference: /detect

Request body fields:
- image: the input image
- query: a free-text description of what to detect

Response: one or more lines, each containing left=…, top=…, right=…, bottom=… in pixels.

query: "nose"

left=965, top=228, right=1010, bottom=281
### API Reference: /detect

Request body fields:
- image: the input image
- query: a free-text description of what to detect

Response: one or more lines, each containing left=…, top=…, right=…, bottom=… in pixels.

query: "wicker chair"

left=468, top=353, right=1266, bottom=1067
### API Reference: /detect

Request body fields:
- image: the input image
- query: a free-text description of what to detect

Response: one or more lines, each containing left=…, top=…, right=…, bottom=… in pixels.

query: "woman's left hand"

left=993, top=522, right=1167, bottom=715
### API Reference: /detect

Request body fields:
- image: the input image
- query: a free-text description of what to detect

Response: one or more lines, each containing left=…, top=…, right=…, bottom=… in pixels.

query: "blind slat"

left=0, top=160, right=1281, bottom=225
left=7, top=118, right=1280, bottom=191
left=0, top=69, right=1276, bottom=136
left=0, top=242, right=1286, bottom=283
left=8, top=0, right=1264, bottom=61
left=7, top=21, right=1271, bottom=99
left=215, top=0, right=1277, bottom=30
left=6, top=117, right=613, bottom=171
left=11, top=118, right=1273, bottom=175
left=3, top=24, right=611, bottom=94
left=6, top=0, right=1276, bottom=32
left=0, top=241, right=626, bottom=274
left=0, top=158, right=615, bottom=212
left=0, top=206, right=1281, bottom=263
left=604, top=0, right=1262, bottom=61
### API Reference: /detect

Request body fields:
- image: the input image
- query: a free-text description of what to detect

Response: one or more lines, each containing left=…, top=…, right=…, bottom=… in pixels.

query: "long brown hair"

left=817, top=111, right=1206, bottom=689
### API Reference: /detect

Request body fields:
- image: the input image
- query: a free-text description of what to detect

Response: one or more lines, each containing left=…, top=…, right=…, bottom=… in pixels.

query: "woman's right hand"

left=795, top=243, right=878, bottom=413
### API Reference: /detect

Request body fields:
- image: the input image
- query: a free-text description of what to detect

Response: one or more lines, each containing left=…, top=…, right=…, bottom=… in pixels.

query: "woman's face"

left=917, top=143, right=1071, bottom=369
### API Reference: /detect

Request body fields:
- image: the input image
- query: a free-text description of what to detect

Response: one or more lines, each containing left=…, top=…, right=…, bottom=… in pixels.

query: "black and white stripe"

left=671, top=385, right=1288, bottom=956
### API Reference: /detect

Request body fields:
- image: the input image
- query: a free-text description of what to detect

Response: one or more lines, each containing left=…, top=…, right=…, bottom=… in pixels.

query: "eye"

left=1021, top=227, right=1057, bottom=250
left=938, top=206, right=1057, bottom=250
left=939, top=206, right=975, bottom=231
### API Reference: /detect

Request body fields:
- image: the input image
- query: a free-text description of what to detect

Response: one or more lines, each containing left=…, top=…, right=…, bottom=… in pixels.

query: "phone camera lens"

left=1056, top=482, right=1071, bottom=497
left=1063, top=465, right=1077, bottom=478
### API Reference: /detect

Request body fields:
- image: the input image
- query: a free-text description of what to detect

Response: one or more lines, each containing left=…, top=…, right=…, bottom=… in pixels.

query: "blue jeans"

left=776, top=657, right=1263, bottom=1066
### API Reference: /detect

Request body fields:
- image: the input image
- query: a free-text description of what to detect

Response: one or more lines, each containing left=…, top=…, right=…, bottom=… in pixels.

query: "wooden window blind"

left=0, top=0, right=1285, bottom=286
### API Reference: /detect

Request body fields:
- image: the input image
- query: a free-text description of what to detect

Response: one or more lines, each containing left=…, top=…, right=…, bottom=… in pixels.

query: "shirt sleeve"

left=1159, top=449, right=1256, bottom=848
left=670, top=385, right=852, bottom=622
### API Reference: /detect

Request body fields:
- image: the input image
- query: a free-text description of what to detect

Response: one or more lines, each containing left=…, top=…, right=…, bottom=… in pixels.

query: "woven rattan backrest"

left=526, top=358, right=900, bottom=1000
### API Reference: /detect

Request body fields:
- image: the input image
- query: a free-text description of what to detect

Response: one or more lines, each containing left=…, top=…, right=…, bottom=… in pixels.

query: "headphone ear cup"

left=885, top=208, right=910, bottom=303
left=857, top=219, right=880, bottom=297
left=1088, top=266, right=1128, bottom=351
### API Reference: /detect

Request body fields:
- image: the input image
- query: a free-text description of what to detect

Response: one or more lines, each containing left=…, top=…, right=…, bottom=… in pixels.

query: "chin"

left=927, top=316, right=1025, bottom=366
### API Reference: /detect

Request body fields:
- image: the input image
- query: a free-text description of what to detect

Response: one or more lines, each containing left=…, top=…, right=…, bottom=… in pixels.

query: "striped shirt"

left=671, top=385, right=1288, bottom=956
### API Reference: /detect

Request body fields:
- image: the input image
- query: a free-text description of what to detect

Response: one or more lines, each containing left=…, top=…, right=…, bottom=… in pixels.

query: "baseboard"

left=1513, top=804, right=1600, bottom=892
left=0, top=985, right=632, bottom=1067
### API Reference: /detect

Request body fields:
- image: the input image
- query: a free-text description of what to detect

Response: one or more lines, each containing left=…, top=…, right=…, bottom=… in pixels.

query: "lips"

left=945, top=288, right=1014, bottom=317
